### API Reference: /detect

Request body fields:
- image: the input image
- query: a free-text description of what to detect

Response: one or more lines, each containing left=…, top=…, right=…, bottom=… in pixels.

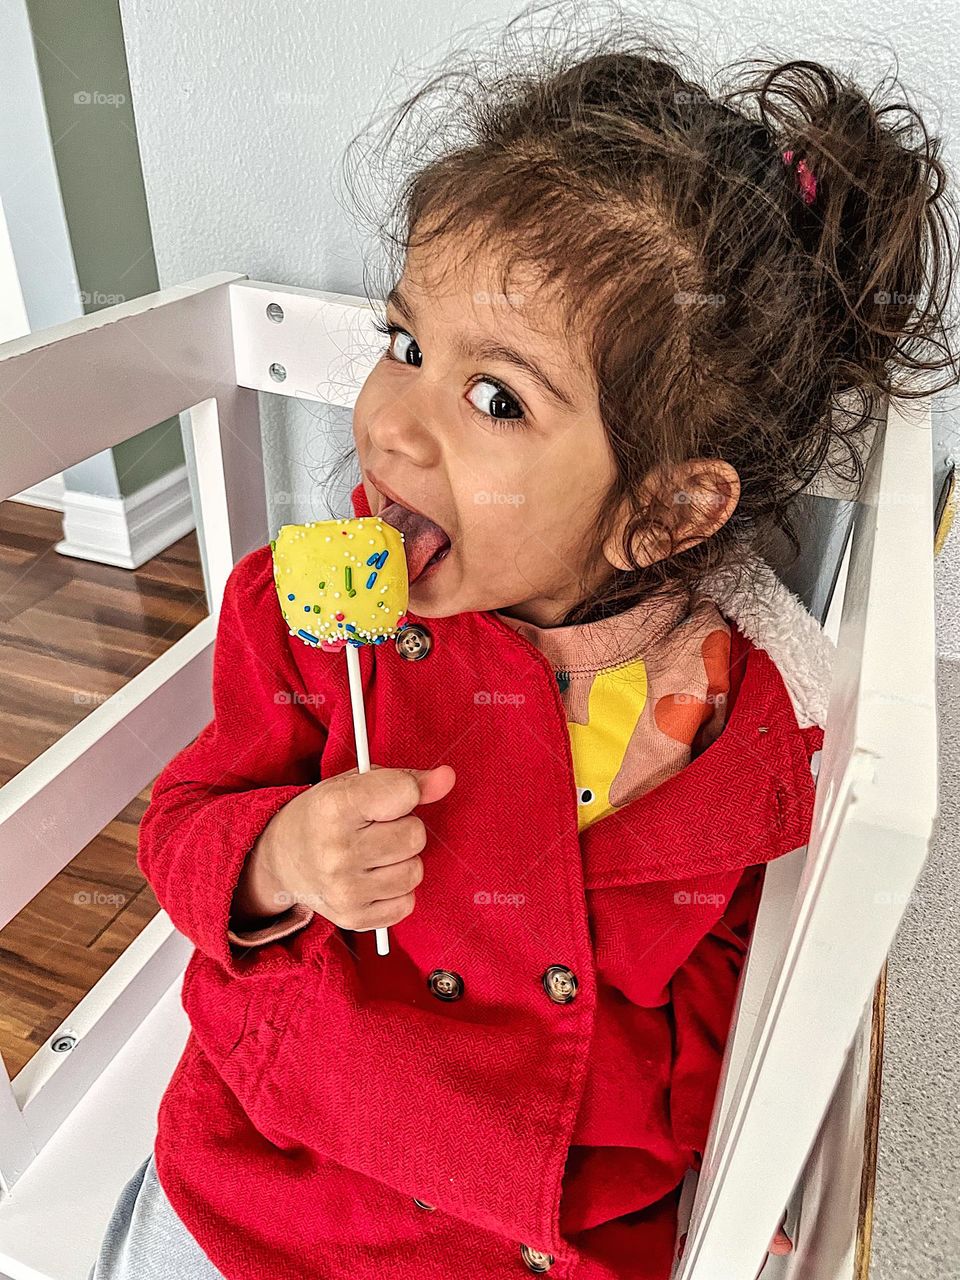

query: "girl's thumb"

left=408, top=764, right=456, bottom=805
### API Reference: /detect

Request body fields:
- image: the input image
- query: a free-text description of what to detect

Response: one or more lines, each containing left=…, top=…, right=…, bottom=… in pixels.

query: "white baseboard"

left=8, top=474, right=66, bottom=511
left=56, top=464, right=195, bottom=569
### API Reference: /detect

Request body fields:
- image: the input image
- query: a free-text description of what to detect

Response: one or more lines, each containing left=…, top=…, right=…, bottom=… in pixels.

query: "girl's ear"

left=602, top=460, right=741, bottom=571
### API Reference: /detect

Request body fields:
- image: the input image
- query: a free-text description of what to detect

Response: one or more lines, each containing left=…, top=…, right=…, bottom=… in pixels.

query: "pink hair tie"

left=782, top=148, right=818, bottom=205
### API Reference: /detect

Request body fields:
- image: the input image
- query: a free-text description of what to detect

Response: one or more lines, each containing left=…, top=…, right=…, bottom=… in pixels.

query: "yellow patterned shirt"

left=495, top=589, right=732, bottom=830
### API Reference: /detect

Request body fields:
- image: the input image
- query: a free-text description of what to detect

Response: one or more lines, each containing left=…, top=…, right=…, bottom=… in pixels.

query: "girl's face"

left=354, top=239, right=618, bottom=627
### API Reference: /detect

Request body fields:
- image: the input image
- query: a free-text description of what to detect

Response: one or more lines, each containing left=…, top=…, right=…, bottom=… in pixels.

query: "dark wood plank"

left=0, top=500, right=207, bottom=1077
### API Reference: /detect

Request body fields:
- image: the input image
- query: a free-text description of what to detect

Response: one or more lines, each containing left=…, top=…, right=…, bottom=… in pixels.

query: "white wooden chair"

left=0, top=274, right=941, bottom=1280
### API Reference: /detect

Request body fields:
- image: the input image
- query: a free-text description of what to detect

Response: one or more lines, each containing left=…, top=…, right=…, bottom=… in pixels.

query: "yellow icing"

left=272, top=518, right=409, bottom=647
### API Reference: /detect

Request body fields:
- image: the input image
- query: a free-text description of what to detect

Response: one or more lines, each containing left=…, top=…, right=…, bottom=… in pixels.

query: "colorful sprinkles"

left=273, top=516, right=410, bottom=650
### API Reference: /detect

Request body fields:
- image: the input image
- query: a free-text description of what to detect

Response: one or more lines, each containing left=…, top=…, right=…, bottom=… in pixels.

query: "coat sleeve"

left=667, top=722, right=825, bottom=1170
left=137, top=545, right=337, bottom=978
left=666, top=864, right=763, bottom=1170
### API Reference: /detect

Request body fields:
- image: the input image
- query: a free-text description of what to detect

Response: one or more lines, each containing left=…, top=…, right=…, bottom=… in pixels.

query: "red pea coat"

left=140, top=481, right=830, bottom=1280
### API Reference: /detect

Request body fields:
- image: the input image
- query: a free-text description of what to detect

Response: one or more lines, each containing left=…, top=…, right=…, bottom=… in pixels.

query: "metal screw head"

left=51, top=1035, right=77, bottom=1053
left=266, top=302, right=284, bottom=323
left=269, top=362, right=287, bottom=382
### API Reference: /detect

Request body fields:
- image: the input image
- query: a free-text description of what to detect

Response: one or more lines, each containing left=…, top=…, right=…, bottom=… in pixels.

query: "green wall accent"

left=25, top=0, right=185, bottom=499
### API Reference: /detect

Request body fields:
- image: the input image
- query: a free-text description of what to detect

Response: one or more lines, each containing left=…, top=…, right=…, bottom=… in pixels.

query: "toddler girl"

left=88, top=11, right=956, bottom=1280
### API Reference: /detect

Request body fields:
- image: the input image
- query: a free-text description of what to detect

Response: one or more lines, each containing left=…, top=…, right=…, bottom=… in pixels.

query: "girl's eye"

left=373, top=320, right=422, bottom=368
left=465, top=379, right=526, bottom=426
left=372, top=320, right=528, bottom=430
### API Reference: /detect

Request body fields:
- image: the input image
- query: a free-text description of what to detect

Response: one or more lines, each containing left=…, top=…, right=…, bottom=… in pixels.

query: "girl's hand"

left=754, top=1217, right=794, bottom=1276
left=675, top=1213, right=793, bottom=1276
left=231, top=764, right=455, bottom=933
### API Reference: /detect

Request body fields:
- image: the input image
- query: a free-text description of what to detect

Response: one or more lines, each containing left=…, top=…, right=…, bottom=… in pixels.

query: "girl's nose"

left=365, top=396, right=441, bottom=467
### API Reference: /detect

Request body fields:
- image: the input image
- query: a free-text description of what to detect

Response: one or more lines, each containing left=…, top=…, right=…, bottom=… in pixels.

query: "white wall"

left=0, top=197, right=30, bottom=346
left=0, top=0, right=81, bottom=507
left=0, top=0, right=81, bottom=338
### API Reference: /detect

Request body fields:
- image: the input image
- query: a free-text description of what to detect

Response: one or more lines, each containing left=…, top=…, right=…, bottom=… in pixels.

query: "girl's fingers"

left=769, top=1225, right=794, bottom=1254
left=678, top=1219, right=793, bottom=1274
left=751, top=1216, right=794, bottom=1279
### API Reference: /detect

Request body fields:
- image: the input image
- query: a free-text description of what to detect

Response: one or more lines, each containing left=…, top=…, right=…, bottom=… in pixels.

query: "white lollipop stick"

left=344, top=643, right=390, bottom=956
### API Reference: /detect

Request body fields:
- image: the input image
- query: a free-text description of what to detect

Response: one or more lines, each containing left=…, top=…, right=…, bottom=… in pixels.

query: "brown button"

left=541, top=965, right=578, bottom=1004
left=396, top=623, right=433, bottom=660
left=520, top=1243, right=555, bottom=1272
left=427, top=969, right=463, bottom=1001
left=412, top=1197, right=436, bottom=1211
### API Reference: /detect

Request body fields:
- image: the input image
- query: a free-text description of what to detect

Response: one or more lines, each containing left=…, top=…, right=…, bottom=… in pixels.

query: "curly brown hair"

left=338, top=0, right=959, bottom=625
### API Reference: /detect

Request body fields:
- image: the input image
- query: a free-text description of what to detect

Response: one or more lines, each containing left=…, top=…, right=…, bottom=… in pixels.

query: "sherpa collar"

left=700, top=551, right=836, bottom=731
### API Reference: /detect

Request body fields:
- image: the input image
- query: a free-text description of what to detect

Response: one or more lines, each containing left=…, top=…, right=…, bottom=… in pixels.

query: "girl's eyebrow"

left=385, top=285, right=577, bottom=410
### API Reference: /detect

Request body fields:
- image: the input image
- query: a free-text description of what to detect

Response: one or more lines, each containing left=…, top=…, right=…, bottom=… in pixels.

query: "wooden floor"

left=0, top=500, right=208, bottom=1077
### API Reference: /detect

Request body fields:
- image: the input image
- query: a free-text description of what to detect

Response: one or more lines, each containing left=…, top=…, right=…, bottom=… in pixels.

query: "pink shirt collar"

left=494, top=590, right=709, bottom=674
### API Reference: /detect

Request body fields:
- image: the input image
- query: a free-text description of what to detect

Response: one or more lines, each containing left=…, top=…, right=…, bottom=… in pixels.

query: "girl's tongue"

left=377, top=500, right=451, bottom=584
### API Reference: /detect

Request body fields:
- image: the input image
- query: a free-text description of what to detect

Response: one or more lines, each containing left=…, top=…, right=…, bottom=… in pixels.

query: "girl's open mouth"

left=376, top=497, right=452, bottom=584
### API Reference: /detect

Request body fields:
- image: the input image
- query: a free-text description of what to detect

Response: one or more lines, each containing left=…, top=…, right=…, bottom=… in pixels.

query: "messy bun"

left=340, top=2, right=960, bottom=624
left=726, top=56, right=957, bottom=406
